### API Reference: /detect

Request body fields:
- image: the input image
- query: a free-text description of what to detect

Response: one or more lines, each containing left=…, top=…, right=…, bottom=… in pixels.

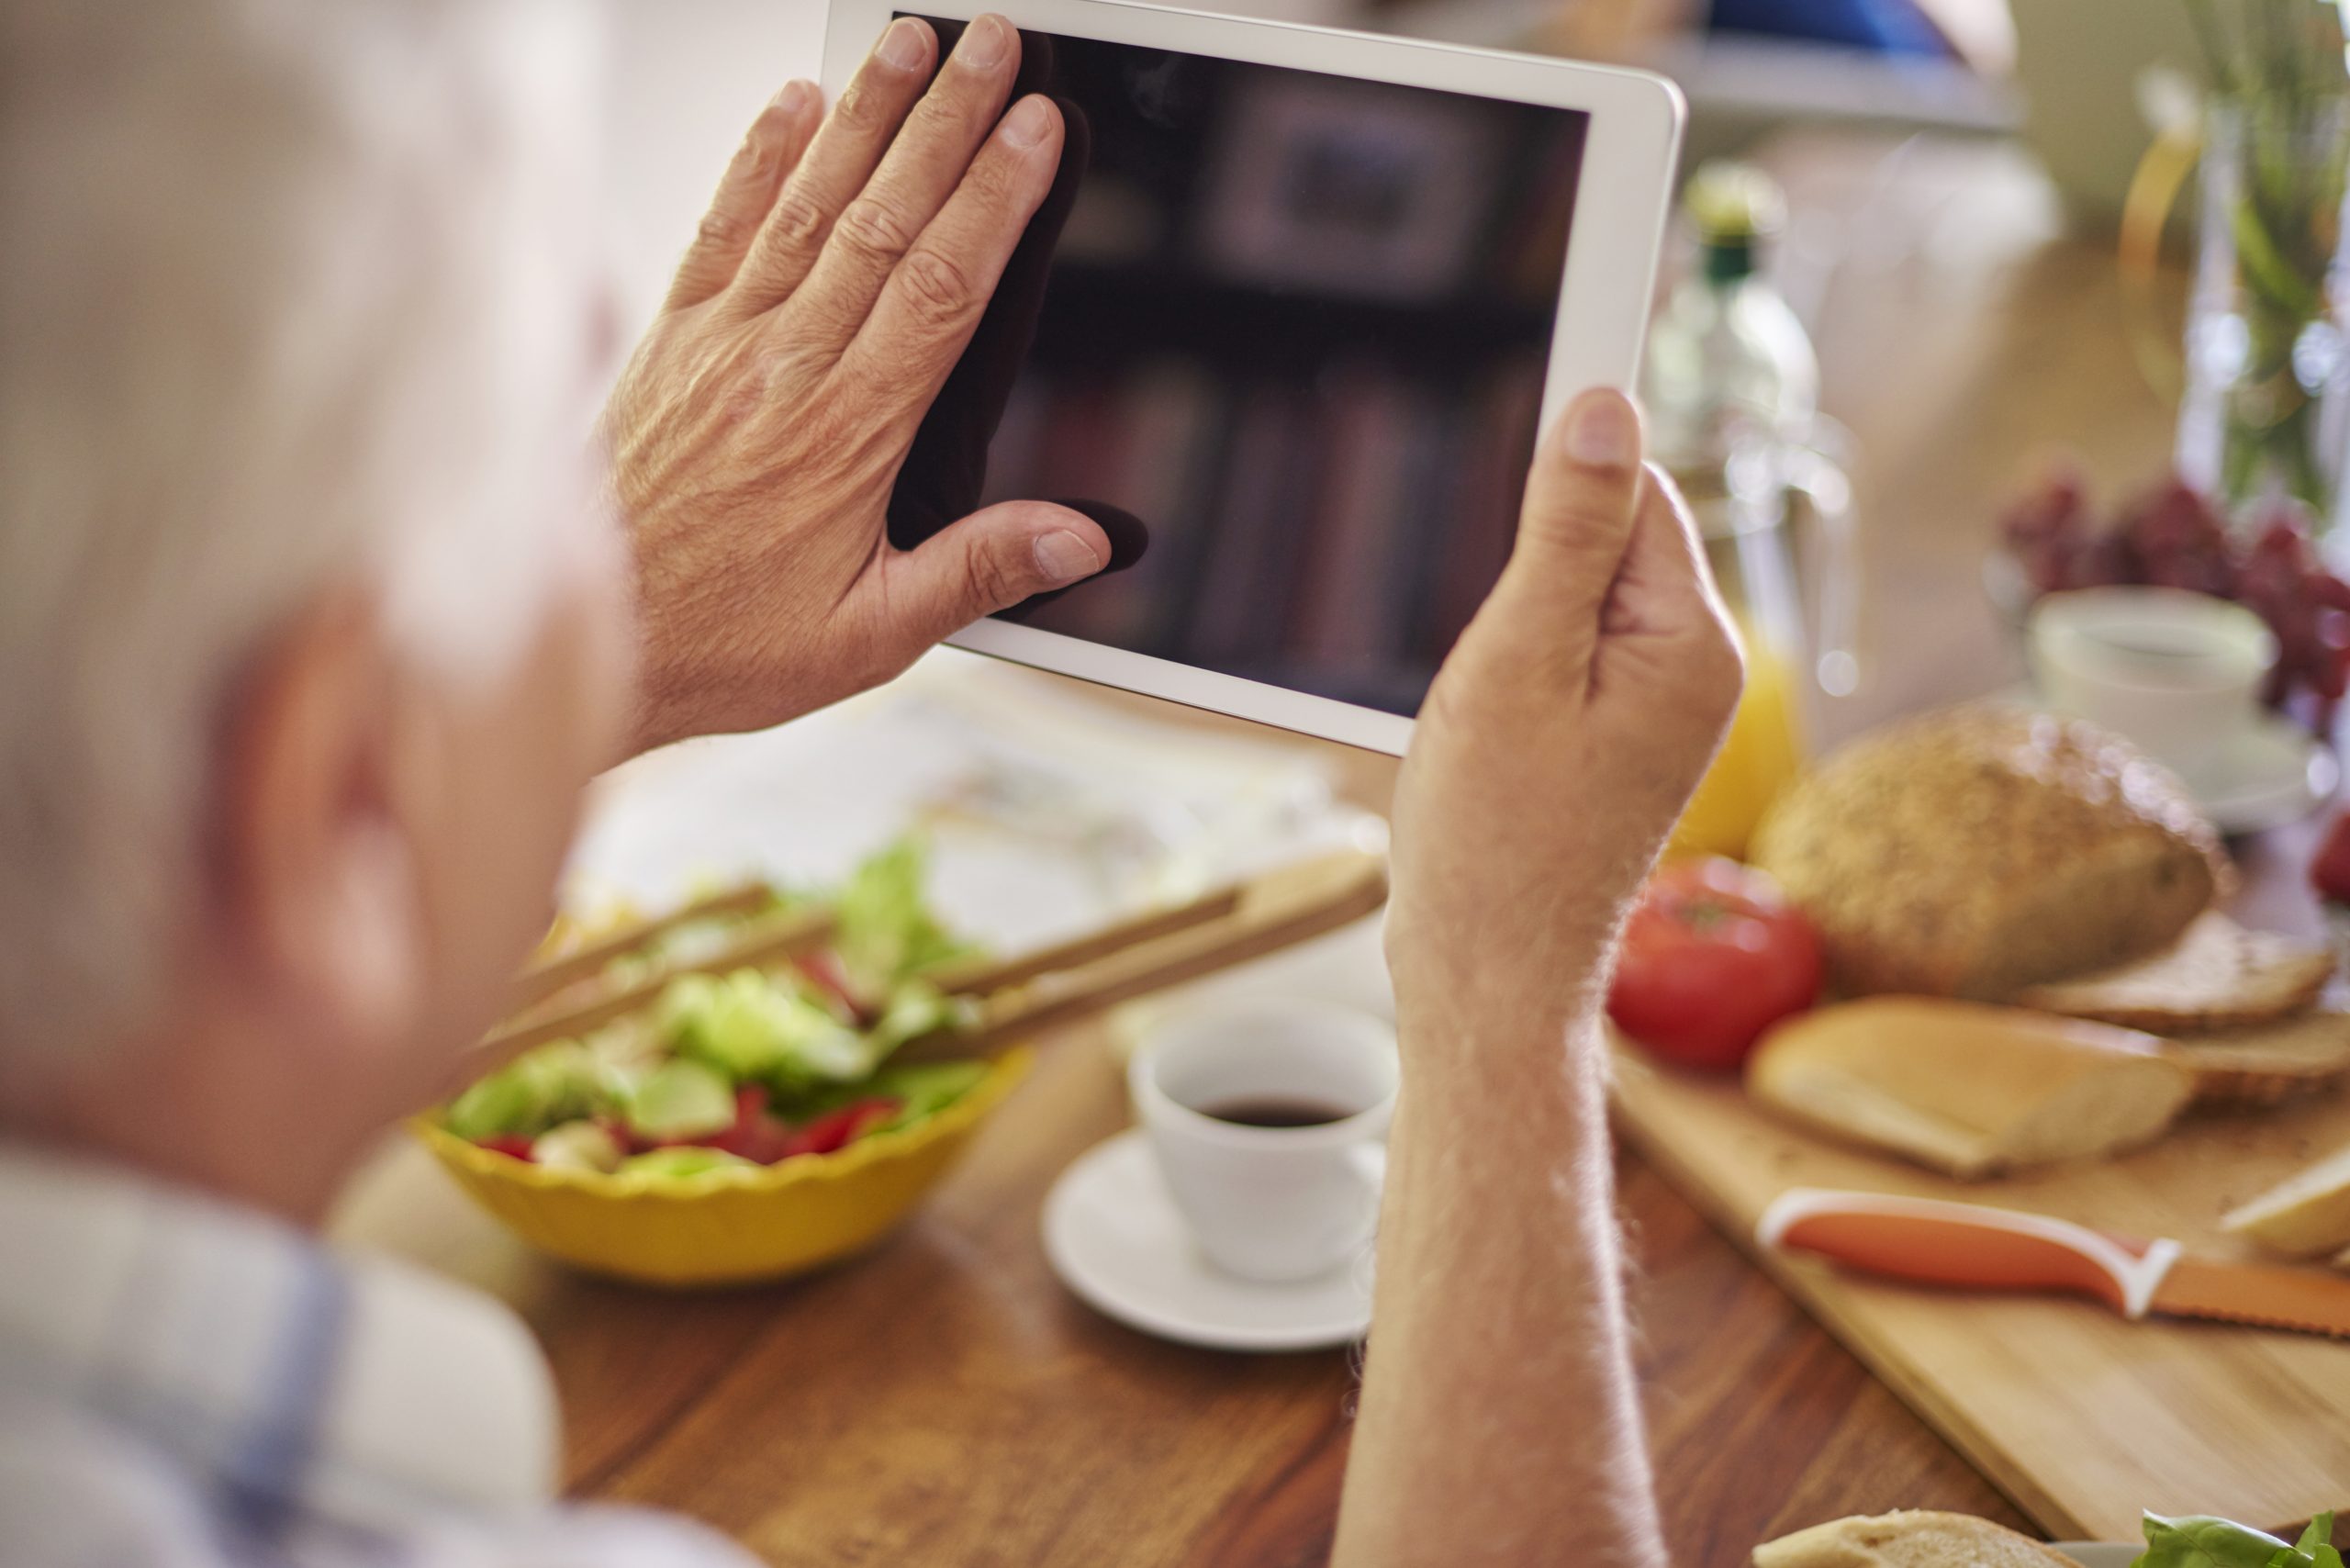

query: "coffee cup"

left=2027, top=587, right=2277, bottom=776
left=1128, top=999, right=1395, bottom=1283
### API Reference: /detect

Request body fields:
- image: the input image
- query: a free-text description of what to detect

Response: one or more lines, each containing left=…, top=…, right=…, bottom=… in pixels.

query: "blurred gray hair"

left=0, top=0, right=606, bottom=1049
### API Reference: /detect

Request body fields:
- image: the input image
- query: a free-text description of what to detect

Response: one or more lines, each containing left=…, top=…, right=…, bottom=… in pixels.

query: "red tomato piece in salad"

left=1606, top=857, right=1823, bottom=1072
left=476, top=1135, right=537, bottom=1162
left=780, top=1097, right=903, bottom=1159
left=697, top=1084, right=797, bottom=1164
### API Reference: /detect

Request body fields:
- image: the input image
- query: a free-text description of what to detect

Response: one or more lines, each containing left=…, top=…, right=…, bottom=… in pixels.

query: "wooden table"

left=335, top=129, right=2240, bottom=1563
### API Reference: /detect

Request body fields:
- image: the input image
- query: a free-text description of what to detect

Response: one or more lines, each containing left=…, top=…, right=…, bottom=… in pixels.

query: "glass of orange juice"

left=1662, top=439, right=1857, bottom=862
left=1668, top=618, right=1805, bottom=860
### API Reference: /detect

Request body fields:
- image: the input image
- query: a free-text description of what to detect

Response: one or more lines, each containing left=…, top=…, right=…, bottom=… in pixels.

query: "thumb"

left=1459, top=388, right=1646, bottom=680
left=1500, top=388, right=1646, bottom=609
left=884, top=499, right=1109, bottom=649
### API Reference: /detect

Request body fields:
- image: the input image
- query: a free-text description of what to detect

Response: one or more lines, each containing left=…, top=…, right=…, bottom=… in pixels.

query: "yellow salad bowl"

left=411, top=1048, right=1032, bottom=1287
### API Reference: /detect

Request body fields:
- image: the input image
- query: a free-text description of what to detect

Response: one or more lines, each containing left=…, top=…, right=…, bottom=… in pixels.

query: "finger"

left=872, top=498, right=1109, bottom=653
left=830, top=95, right=1062, bottom=420
left=885, top=97, right=1091, bottom=546
left=724, top=17, right=937, bottom=319
left=664, top=81, right=822, bottom=312
left=788, top=15, right=1025, bottom=353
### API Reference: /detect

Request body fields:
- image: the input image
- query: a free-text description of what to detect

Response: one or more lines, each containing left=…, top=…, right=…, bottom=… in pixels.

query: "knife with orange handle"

left=1756, top=1187, right=2350, bottom=1338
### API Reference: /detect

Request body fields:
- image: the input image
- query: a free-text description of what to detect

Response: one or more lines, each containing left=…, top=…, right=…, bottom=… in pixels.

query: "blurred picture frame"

left=1194, top=73, right=1501, bottom=303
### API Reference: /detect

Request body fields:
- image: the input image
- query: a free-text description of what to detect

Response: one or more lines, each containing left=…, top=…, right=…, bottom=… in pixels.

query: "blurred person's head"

left=0, top=0, right=632, bottom=1217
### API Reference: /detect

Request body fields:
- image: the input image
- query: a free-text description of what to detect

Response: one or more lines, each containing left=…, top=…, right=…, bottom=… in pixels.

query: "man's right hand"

left=1335, top=389, right=1739, bottom=1568
left=1384, top=387, right=1743, bottom=1033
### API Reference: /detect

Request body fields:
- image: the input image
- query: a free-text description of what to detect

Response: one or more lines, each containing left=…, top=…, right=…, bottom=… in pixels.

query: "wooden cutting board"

left=1608, top=1038, right=2350, bottom=1540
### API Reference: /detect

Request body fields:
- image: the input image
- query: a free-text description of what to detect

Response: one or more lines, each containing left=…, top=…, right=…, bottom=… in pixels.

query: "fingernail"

left=957, top=15, right=1010, bottom=68
left=771, top=79, right=815, bottom=116
left=1563, top=391, right=1639, bottom=467
left=1001, top=95, right=1052, bottom=151
left=877, top=17, right=927, bottom=71
left=1035, top=530, right=1101, bottom=584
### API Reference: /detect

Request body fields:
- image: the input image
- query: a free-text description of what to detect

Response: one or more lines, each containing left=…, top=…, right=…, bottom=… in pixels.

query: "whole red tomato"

left=2314, top=812, right=2350, bottom=905
left=1607, top=857, right=1823, bottom=1071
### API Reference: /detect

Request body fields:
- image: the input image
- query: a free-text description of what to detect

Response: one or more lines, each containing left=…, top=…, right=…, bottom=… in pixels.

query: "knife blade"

left=1755, top=1187, right=2350, bottom=1339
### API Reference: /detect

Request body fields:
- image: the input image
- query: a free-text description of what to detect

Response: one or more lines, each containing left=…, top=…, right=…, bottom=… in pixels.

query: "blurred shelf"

left=1371, top=2, right=2018, bottom=139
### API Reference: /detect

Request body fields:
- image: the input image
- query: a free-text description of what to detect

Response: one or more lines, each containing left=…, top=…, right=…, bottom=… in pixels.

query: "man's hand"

left=1384, top=387, right=1743, bottom=1028
left=1334, top=390, right=1739, bottom=1568
left=604, top=15, right=1110, bottom=755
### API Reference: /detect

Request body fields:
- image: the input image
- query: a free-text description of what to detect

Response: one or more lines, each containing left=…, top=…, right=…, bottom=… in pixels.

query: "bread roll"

left=1755, top=1512, right=2079, bottom=1568
left=2015, top=912, right=2333, bottom=1032
left=1746, top=998, right=2193, bottom=1178
left=1750, top=706, right=2228, bottom=1000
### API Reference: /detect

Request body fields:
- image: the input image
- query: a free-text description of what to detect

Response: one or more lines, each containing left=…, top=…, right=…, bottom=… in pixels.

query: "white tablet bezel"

left=822, top=0, right=1685, bottom=755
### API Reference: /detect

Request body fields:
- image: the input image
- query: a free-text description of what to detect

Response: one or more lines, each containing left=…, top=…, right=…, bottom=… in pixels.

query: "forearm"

left=1332, top=991, right=1664, bottom=1568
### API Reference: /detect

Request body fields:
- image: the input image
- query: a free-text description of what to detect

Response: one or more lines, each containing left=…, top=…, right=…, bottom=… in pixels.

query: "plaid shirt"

left=0, top=1143, right=756, bottom=1567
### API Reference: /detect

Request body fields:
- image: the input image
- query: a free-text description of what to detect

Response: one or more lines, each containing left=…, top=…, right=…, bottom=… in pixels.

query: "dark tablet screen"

left=887, top=17, right=1588, bottom=716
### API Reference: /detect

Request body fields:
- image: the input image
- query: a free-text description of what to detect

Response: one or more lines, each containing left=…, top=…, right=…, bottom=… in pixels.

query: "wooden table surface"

left=334, top=129, right=2255, bottom=1564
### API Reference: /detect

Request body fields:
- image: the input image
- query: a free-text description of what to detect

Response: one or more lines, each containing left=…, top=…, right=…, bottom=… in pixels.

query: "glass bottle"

left=1640, top=162, right=1857, bottom=860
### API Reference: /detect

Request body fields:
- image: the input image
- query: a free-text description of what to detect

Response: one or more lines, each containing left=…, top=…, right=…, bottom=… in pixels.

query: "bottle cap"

left=1684, top=162, right=1785, bottom=285
left=1684, top=161, right=1787, bottom=244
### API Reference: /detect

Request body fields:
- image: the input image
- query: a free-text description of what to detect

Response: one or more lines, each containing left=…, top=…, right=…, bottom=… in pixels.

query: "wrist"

left=1386, top=912, right=1612, bottom=1040
left=1389, top=1002, right=1615, bottom=1171
left=1392, top=981, right=1608, bottom=1105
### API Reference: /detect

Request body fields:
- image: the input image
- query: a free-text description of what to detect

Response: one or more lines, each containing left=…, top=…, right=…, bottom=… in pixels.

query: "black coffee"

left=1197, top=1097, right=1351, bottom=1129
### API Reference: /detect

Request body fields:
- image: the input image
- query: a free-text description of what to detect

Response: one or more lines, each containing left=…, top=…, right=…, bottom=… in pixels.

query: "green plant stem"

left=2231, top=196, right=2325, bottom=319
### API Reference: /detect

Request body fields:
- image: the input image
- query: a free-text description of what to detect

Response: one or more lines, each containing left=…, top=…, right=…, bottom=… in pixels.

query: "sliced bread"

left=1754, top=1512, right=2079, bottom=1568
left=2169, top=1008, right=2350, bottom=1107
left=1749, top=706, right=2228, bottom=1001
left=1746, top=998, right=2194, bottom=1179
left=2221, top=1142, right=2350, bottom=1258
left=2014, top=911, right=2333, bottom=1032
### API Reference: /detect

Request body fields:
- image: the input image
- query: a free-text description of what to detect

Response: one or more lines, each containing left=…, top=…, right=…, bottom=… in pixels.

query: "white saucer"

left=1041, top=1128, right=1374, bottom=1353
left=1999, top=687, right=2338, bottom=835
left=2167, top=709, right=2340, bottom=835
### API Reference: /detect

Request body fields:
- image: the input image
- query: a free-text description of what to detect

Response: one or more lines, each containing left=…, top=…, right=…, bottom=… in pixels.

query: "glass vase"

left=2177, top=95, right=2350, bottom=537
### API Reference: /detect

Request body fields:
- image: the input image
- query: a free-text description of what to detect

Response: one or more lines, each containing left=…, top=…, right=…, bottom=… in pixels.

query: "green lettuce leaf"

left=867, top=1059, right=990, bottom=1132
left=867, top=978, right=972, bottom=1053
left=661, top=969, right=873, bottom=1087
left=833, top=839, right=974, bottom=997
left=776, top=1059, right=990, bottom=1133
left=2300, top=1516, right=2342, bottom=1568
left=2137, top=1515, right=2334, bottom=1568
left=620, top=1058, right=737, bottom=1140
left=443, top=1040, right=599, bottom=1141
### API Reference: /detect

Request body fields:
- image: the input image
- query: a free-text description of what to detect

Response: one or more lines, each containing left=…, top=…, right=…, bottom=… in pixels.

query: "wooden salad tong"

left=468, top=846, right=1390, bottom=1078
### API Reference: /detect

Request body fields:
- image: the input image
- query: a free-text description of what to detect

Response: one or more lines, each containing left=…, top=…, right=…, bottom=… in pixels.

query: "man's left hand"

left=604, top=14, right=1105, bottom=755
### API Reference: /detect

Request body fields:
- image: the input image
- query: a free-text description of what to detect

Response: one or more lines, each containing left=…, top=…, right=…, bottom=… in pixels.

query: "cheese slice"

left=2223, top=1142, right=2350, bottom=1259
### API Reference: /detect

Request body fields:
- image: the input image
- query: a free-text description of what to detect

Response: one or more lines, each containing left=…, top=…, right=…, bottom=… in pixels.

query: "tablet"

left=822, top=0, right=1684, bottom=754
